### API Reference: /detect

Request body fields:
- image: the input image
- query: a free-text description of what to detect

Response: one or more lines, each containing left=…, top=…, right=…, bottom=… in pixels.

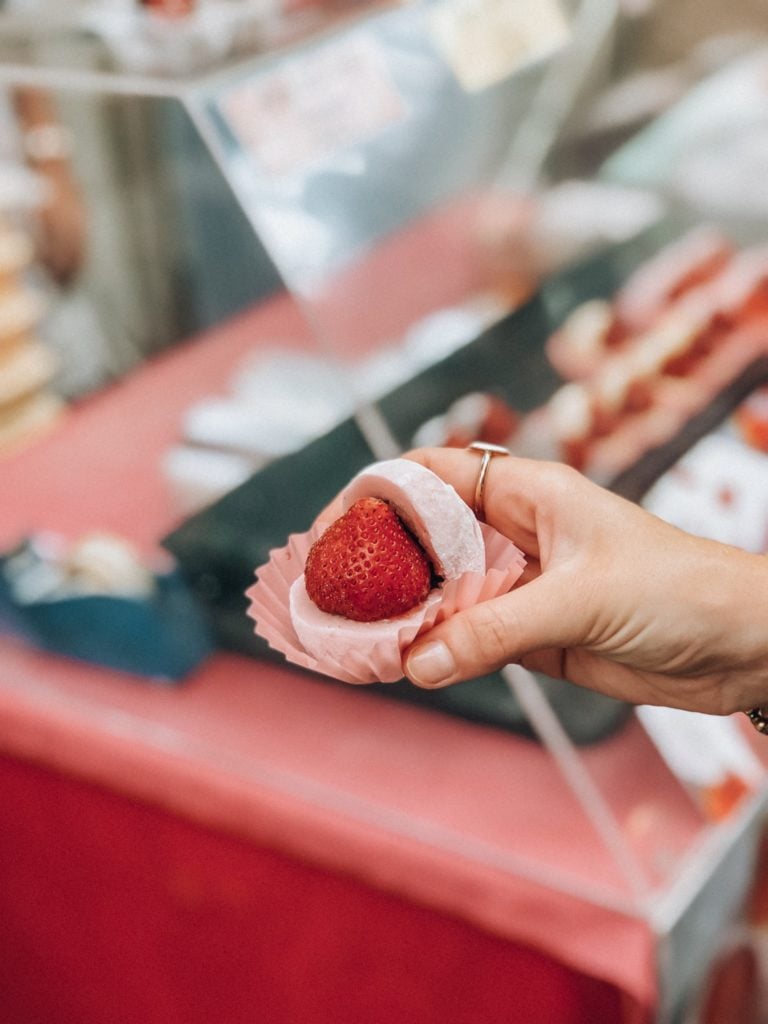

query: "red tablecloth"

left=1, top=752, right=638, bottom=1024
left=0, top=294, right=741, bottom=1023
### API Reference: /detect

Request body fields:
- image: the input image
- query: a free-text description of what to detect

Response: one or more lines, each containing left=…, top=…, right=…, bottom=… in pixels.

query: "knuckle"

left=460, top=601, right=513, bottom=667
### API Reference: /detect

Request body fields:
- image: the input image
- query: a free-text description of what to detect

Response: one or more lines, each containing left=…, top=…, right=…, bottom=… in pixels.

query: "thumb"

left=402, top=574, right=584, bottom=688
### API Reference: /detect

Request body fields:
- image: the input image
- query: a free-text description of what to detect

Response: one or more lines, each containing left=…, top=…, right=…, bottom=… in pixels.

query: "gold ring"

left=467, top=441, right=509, bottom=522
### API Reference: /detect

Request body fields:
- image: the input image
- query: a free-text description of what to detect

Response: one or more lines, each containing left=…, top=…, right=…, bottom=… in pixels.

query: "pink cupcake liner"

left=246, top=521, right=526, bottom=685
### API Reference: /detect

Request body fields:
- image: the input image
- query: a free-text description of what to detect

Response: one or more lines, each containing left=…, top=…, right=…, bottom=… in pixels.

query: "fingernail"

left=406, top=641, right=456, bottom=688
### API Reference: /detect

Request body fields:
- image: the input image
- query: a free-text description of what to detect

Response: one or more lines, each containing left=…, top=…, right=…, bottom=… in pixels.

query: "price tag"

left=427, top=0, right=570, bottom=92
left=219, top=34, right=407, bottom=180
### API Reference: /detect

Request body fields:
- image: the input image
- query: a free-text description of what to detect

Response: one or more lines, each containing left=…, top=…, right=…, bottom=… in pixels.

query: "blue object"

left=0, top=554, right=214, bottom=683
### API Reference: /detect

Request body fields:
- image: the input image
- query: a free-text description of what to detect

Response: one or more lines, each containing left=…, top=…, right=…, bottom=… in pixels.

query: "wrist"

left=716, top=546, right=768, bottom=715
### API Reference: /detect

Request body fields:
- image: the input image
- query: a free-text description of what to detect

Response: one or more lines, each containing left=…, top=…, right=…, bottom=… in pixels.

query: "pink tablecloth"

left=0, top=293, right=722, bottom=1017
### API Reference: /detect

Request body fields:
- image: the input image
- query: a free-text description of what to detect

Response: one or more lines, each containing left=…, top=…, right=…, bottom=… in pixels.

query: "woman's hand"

left=401, top=447, right=768, bottom=716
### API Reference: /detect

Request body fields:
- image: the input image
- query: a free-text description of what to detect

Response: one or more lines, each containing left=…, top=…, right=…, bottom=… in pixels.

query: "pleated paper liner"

left=246, top=521, right=525, bottom=684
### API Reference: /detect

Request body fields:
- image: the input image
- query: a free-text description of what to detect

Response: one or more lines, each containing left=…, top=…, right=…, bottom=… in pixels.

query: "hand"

left=401, top=447, right=768, bottom=716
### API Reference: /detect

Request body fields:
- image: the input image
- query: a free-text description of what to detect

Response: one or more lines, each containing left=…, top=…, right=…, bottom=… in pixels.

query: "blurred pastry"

left=613, top=226, right=734, bottom=333
left=545, top=298, right=622, bottom=379
left=0, top=391, right=64, bottom=454
left=412, top=391, right=519, bottom=449
left=0, top=287, right=45, bottom=352
left=0, top=338, right=56, bottom=406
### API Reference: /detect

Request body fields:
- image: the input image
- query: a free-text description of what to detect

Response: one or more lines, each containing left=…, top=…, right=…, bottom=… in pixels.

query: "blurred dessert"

left=612, top=226, right=734, bottom=334
left=545, top=298, right=622, bottom=379
left=248, top=457, right=525, bottom=684
left=412, top=391, right=519, bottom=450
left=0, top=219, right=63, bottom=456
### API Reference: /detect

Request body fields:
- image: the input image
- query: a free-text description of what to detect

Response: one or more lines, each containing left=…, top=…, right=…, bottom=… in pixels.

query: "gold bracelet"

left=745, top=707, right=768, bottom=734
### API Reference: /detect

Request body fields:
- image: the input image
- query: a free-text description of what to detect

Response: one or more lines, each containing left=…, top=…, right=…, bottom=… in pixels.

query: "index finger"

left=402, top=446, right=548, bottom=558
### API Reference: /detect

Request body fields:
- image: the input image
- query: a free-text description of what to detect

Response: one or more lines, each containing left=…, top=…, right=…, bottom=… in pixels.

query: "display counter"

left=0, top=294, right=764, bottom=1024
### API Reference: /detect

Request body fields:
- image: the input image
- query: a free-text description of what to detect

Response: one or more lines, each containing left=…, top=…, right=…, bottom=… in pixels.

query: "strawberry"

left=304, top=497, right=433, bottom=622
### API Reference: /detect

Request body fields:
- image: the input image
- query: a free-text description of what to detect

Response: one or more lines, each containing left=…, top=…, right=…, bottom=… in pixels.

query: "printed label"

left=220, top=34, right=407, bottom=179
left=428, top=0, right=570, bottom=92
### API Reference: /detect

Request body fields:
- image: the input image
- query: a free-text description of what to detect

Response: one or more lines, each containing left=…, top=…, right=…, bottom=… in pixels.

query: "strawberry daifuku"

left=287, top=458, right=487, bottom=674
left=304, top=496, right=433, bottom=622
left=248, top=457, right=526, bottom=683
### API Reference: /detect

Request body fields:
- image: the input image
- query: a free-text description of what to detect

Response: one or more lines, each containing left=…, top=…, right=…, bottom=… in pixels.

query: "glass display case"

left=1, top=4, right=768, bottom=1021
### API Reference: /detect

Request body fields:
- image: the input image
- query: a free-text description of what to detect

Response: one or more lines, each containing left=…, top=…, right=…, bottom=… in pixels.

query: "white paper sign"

left=637, top=705, right=764, bottom=793
left=428, top=0, right=570, bottom=92
left=643, top=431, right=768, bottom=553
left=220, top=34, right=407, bottom=179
